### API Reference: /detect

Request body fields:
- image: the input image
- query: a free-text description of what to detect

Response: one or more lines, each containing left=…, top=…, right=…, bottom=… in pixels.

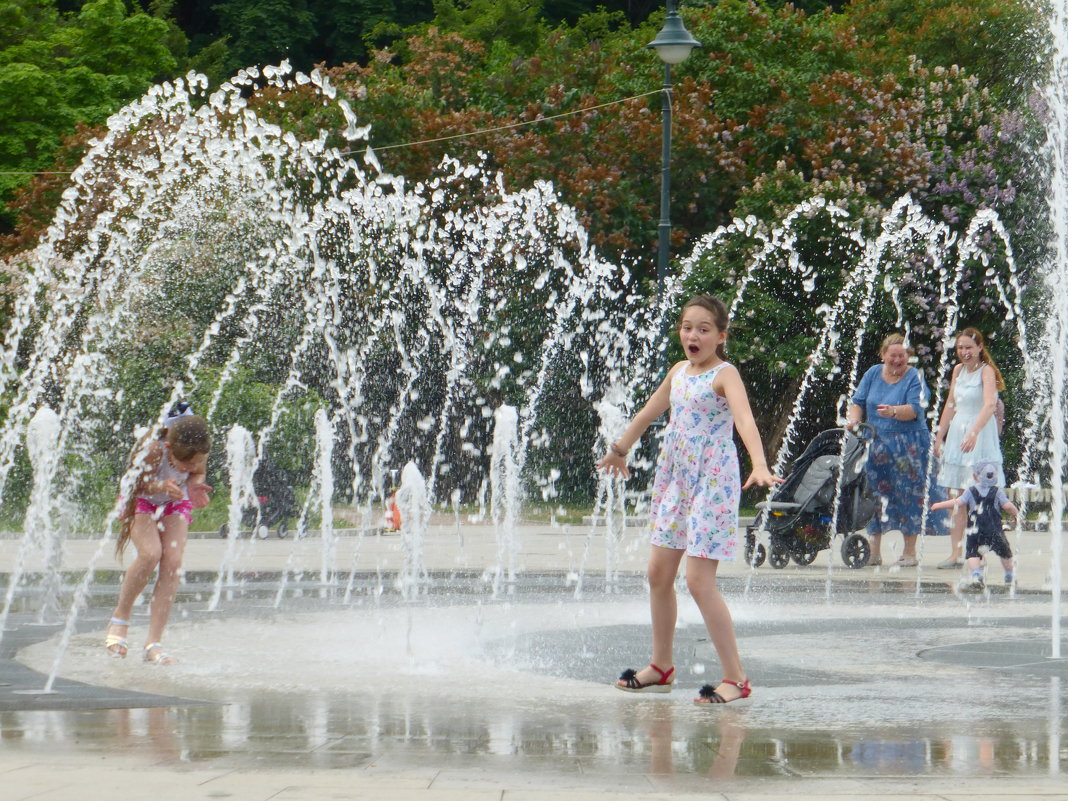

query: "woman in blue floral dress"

left=597, top=295, right=778, bottom=706
left=848, top=333, right=946, bottom=567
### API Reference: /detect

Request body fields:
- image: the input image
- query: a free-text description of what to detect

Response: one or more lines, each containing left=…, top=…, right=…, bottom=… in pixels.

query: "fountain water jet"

left=396, top=462, right=430, bottom=600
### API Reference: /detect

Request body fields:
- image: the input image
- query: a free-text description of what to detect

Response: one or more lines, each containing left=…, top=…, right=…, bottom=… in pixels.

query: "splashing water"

left=489, top=405, right=521, bottom=597
left=396, top=462, right=430, bottom=600
left=1040, top=0, right=1068, bottom=659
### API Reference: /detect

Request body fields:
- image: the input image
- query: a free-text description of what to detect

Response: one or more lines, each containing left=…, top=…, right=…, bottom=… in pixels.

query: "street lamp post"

left=647, top=1, right=701, bottom=317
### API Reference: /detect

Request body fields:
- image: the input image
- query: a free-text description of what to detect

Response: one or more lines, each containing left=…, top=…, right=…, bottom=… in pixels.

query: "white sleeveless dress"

left=937, top=365, right=1004, bottom=489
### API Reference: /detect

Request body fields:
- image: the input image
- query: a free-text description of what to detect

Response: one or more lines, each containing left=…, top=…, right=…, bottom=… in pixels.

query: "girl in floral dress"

left=597, top=295, right=777, bottom=705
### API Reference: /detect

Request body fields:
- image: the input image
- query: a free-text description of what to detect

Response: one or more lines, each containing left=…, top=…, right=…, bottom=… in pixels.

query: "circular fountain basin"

left=12, top=575, right=1067, bottom=785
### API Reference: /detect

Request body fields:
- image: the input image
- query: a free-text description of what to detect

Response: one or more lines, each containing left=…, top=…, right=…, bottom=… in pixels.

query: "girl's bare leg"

left=685, top=556, right=746, bottom=700
left=947, top=490, right=964, bottom=561
left=108, top=514, right=165, bottom=652
left=144, top=514, right=189, bottom=648
left=618, top=546, right=684, bottom=687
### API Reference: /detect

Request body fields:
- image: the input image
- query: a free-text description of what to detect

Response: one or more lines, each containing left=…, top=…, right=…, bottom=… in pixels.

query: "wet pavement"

left=1, top=523, right=1067, bottom=799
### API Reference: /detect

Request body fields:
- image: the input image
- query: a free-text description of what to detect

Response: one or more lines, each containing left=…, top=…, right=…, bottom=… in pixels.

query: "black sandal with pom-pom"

left=694, top=678, right=751, bottom=705
left=615, top=663, right=674, bottom=693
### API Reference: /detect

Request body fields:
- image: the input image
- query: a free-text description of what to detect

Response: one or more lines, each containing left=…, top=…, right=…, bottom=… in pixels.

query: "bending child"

left=930, top=459, right=1018, bottom=590
left=598, top=295, right=778, bottom=706
left=105, top=409, right=212, bottom=664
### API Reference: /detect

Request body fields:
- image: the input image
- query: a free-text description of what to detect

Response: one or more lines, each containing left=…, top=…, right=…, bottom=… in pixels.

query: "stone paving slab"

left=4, top=522, right=1066, bottom=588
left=4, top=757, right=1068, bottom=801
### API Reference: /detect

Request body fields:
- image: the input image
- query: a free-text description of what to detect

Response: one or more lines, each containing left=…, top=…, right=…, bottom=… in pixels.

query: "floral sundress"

left=649, top=362, right=740, bottom=560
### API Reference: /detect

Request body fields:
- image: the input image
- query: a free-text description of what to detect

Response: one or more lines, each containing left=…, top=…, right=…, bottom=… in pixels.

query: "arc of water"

left=592, top=387, right=631, bottom=590
left=489, top=405, right=521, bottom=595
left=23, top=409, right=64, bottom=622
left=1040, top=0, right=1068, bottom=655
left=573, top=477, right=610, bottom=601
left=0, top=409, right=63, bottom=636
left=33, top=425, right=167, bottom=687
left=315, top=409, right=336, bottom=584
left=208, top=425, right=256, bottom=611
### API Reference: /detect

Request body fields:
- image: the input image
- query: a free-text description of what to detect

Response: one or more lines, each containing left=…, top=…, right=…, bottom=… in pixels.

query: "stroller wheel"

left=768, top=543, right=790, bottom=569
left=254, top=524, right=270, bottom=540
left=744, top=541, right=766, bottom=568
left=792, top=545, right=820, bottom=566
left=841, top=533, right=871, bottom=569
left=276, top=520, right=289, bottom=538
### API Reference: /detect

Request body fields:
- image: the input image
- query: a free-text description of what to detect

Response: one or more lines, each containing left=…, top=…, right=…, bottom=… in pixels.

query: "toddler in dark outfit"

left=931, top=459, right=1018, bottom=589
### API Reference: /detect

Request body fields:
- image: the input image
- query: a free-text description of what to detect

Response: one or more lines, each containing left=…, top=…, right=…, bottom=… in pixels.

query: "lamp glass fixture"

left=647, top=9, right=702, bottom=65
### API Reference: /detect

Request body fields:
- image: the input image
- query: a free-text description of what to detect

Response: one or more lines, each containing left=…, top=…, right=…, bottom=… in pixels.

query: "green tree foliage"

left=324, top=0, right=1039, bottom=264
left=212, top=0, right=316, bottom=70
left=424, top=0, right=548, bottom=54
left=0, top=0, right=180, bottom=231
left=840, top=0, right=1048, bottom=100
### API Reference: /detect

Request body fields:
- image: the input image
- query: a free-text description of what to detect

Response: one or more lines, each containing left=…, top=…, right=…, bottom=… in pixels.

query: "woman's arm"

left=847, top=403, right=865, bottom=427
left=876, top=369, right=924, bottom=423
left=596, top=362, right=683, bottom=479
left=847, top=366, right=874, bottom=428
left=716, top=365, right=777, bottom=488
left=960, top=365, right=999, bottom=454
left=901, top=368, right=927, bottom=421
left=934, top=366, right=959, bottom=439
left=933, top=365, right=961, bottom=457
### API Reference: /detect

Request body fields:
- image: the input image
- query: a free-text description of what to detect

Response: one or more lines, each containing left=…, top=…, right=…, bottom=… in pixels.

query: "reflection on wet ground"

left=4, top=686, right=1063, bottom=780
left=2, top=573, right=1066, bottom=787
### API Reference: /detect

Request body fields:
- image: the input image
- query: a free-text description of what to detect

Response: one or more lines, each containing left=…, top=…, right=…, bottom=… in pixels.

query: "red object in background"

left=385, top=493, right=402, bottom=531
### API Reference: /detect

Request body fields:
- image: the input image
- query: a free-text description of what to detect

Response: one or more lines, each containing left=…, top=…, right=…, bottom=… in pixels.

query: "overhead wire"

left=1, top=88, right=666, bottom=175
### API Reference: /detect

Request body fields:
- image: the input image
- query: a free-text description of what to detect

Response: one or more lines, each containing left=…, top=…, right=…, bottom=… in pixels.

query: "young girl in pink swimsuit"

left=104, top=410, right=212, bottom=665
left=598, top=295, right=778, bottom=705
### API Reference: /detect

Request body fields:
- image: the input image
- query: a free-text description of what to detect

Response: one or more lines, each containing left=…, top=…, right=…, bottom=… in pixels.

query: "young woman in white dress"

left=933, top=328, right=1005, bottom=567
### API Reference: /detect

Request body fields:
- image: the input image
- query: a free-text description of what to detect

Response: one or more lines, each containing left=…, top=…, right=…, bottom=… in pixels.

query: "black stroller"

left=218, top=458, right=299, bottom=539
left=745, top=424, right=878, bottom=569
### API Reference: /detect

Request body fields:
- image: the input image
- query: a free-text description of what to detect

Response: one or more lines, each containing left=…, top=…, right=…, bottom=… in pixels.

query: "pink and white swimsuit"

left=135, top=449, right=193, bottom=523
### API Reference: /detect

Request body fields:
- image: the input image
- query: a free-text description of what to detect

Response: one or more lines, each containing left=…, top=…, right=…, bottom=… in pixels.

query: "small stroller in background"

left=218, top=458, right=299, bottom=539
left=745, top=424, right=878, bottom=569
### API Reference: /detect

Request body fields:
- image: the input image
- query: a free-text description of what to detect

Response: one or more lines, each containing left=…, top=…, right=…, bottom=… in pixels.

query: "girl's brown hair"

left=167, top=415, right=212, bottom=460
left=116, top=415, right=211, bottom=556
left=679, top=295, right=729, bottom=361
left=957, top=327, right=1005, bottom=391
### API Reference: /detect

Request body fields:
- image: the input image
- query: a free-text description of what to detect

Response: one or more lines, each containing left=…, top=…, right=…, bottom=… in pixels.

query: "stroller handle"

left=845, top=422, right=875, bottom=442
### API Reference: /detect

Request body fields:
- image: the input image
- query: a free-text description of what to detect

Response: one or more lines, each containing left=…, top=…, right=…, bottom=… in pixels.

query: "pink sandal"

left=694, top=678, right=751, bottom=705
left=615, top=663, right=674, bottom=693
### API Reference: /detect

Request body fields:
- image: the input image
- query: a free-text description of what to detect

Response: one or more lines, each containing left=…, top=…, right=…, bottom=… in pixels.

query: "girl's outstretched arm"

left=715, top=364, right=779, bottom=489
left=187, top=453, right=213, bottom=509
left=596, top=362, right=684, bottom=479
